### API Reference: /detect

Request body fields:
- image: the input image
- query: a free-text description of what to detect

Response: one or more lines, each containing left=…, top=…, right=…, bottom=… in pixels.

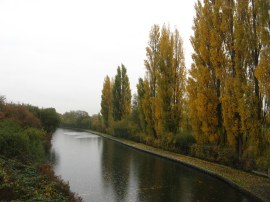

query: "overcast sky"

left=0, top=0, right=196, bottom=115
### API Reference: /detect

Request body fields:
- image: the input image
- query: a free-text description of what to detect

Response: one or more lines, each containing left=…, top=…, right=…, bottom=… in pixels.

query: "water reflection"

left=51, top=129, right=255, bottom=202
left=101, top=141, right=132, bottom=201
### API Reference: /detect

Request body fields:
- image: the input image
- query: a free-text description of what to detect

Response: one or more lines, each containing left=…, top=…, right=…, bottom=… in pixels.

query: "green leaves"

left=112, top=64, right=132, bottom=121
left=0, top=120, right=46, bottom=164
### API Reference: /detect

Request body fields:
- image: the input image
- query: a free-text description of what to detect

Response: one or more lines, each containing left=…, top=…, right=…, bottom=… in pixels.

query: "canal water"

left=51, top=128, right=254, bottom=202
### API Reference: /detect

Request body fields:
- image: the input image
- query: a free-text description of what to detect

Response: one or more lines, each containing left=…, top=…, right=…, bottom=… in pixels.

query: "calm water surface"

left=51, top=128, right=254, bottom=202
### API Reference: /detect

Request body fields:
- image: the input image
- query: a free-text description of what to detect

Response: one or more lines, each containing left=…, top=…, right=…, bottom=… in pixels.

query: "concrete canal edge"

left=84, top=129, right=269, bottom=202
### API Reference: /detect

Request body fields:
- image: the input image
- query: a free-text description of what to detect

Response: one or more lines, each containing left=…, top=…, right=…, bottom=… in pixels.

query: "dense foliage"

left=60, top=110, right=92, bottom=129
left=0, top=97, right=80, bottom=201
left=27, top=105, right=60, bottom=133
left=101, top=76, right=113, bottom=128
left=112, top=64, right=132, bottom=121
left=187, top=0, right=270, bottom=169
left=0, top=157, right=81, bottom=201
left=0, top=120, right=45, bottom=164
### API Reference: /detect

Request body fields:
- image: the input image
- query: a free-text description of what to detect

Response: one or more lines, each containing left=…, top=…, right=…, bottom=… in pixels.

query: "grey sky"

left=0, top=0, right=196, bottom=115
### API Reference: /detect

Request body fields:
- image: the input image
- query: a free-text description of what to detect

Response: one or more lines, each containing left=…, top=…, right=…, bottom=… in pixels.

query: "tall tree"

left=255, top=0, right=270, bottom=125
left=143, top=24, right=160, bottom=138
left=101, top=75, right=113, bottom=128
left=158, top=26, right=186, bottom=134
left=255, top=0, right=270, bottom=165
left=188, top=0, right=223, bottom=144
left=171, top=28, right=186, bottom=133
left=158, top=25, right=174, bottom=133
left=121, top=65, right=132, bottom=117
left=136, top=78, right=147, bottom=132
left=112, top=64, right=131, bottom=121
left=112, top=67, right=122, bottom=121
left=139, top=24, right=186, bottom=138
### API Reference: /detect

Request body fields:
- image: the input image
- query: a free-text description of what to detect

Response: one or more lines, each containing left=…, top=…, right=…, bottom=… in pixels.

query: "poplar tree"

left=158, top=26, right=174, bottom=133
left=188, top=0, right=223, bottom=144
left=112, top=64, right=131, bottom=121
left=172, top=29, right=186, bottom=132
left=112, top=67, right=122, bottom=121
left=255, top=0, right=270, bottom=166
left=254, top=0, right=270, bottom=127
left=121, top=65, right=132, bottom=117
left=143, top=24, right=160, bottom=138
left=101, top=75, right=112, bottom=128
left=139, top=24, right=186, bottom=138
left=158, top=26, right=186, bottom=134
left=136, top=78, right=147, bottom=132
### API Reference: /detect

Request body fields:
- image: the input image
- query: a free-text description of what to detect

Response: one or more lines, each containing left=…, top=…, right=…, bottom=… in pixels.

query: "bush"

left=141, top=134, right=155, bottom=146
left=160, top=132, right=175, bottom=149
left=1, top=104, right=42, bottom=129
left=190, top=144, right=238, bottom=167
left=174, top=131, right=196, bottom=154
left=112, top=118, right=140, bottom=141
left=191, top=144, right=220, bottom=161
left=256, top=156, right=269, bottom=172
left=217, top=147, right=238, bottom=167
left=23, top=128, right=46, bottom=163
left=0, top=157, right=82, bottom=201
left=0, top=120, right=46, bottom=164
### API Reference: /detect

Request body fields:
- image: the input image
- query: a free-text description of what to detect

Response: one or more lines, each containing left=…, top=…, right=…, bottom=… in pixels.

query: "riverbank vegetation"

left=0, top=96, right=81, bottom=201
left=70, top=0, right=270, bottom=176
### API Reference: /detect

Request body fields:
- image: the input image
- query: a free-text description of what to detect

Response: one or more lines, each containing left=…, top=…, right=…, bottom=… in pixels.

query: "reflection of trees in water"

left=132, top=154, right=190, bottom=202
left=100, top=140, right=131, bottom=202
left=135, top=155, right=247, bottom=202
left=99, top=140, right=249, bottom=202
left=134, top=155, right=168, bottom=201
left=100, top=143, right=187, bottom=202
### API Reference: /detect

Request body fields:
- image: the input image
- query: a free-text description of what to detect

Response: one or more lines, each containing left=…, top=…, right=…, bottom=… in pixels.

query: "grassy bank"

left=0, top=156, right=81, bottom=201
left=87, top=130, right=270, bottom=202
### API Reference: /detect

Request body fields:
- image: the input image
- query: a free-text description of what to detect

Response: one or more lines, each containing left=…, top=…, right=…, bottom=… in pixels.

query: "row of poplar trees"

left=188, top=0, right=270, bottom=162
left=101, top=0, right=270, bottom=164
left=101, top=64, right=131, bottom=128
left=101, top=25, right=186, bottom=145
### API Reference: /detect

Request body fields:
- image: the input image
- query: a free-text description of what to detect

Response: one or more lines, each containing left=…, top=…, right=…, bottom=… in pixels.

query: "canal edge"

left=84, top=129, right=266, bottom=202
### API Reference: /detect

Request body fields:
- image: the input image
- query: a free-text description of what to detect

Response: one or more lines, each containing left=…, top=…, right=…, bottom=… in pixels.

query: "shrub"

left=1, top=104, right=42, bottom=129
left=112, top=118, right=140, bottom=141
left=22, top=128, right=46, bottom=163
left=0, top=120, right=46, bottom=164
left=217, top=147, right=238, bottom=167
left=160, top=132, right=175, bottom=149
left=256, top=156, right=269, bottom=172
left=190, top=144, right=238, bottom=167
left=174, top=131, right=196, bottom=154
left=142, top=135, right=155, bottom=146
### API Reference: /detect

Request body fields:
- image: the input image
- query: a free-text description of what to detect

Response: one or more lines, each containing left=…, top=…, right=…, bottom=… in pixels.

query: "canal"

left=51, top=128, right=254, bottom=202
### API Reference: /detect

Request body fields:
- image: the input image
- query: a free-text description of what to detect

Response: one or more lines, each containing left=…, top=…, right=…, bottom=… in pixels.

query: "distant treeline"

left=82, top=0, right=270, bottom=173
left=60, top=110, right=102, bottom=131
